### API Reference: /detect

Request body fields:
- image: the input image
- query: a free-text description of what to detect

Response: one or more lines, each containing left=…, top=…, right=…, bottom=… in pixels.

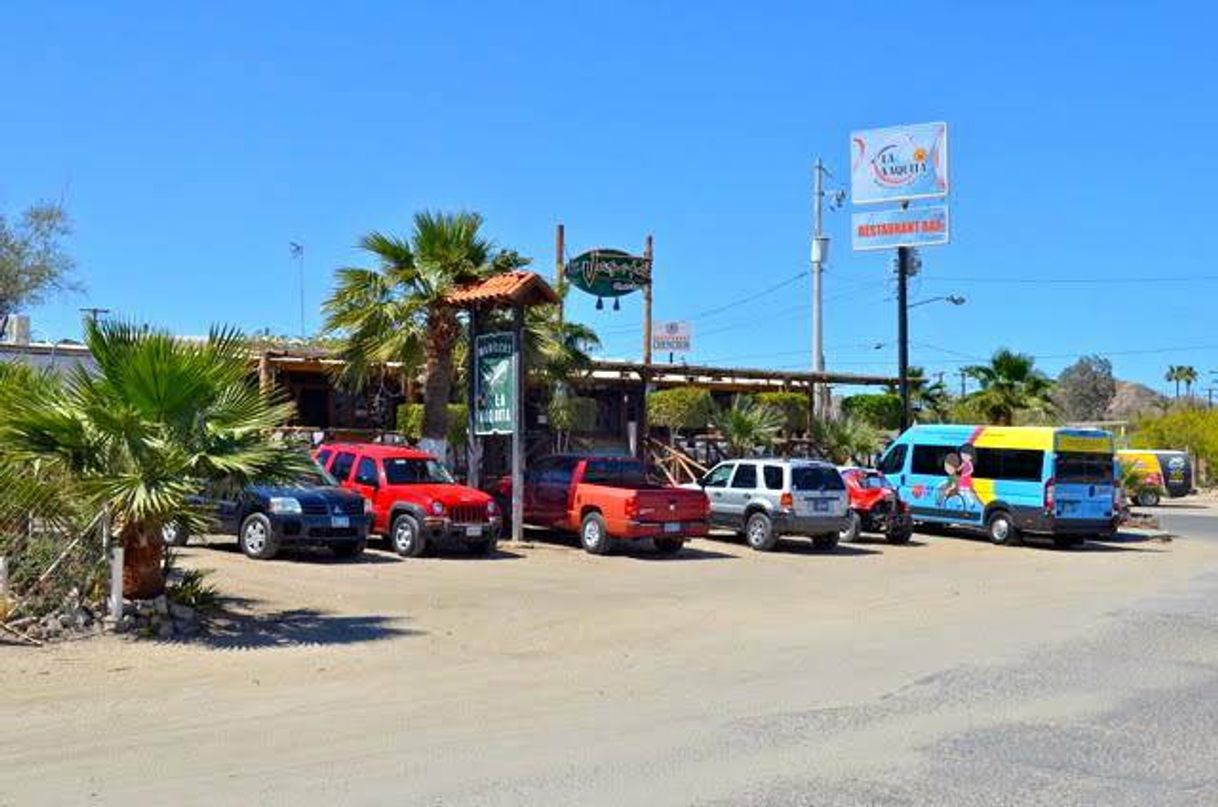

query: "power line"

left=924, top=274, right=1218, bottom=286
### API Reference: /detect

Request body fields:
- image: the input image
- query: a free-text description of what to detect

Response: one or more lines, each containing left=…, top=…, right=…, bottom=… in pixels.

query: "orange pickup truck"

left=497, top=455, right=710, bottom=555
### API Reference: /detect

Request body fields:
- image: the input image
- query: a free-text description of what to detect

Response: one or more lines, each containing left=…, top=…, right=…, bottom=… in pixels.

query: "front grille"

left=306, top=526, right=359, bottom=538
left=302, top=500, right=363, bottom=516
left=871, top=500, right=892, bottom=516
left=450, top=504, right=487, bottom=524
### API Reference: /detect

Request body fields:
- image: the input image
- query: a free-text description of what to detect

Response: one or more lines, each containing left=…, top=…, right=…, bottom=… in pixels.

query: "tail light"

left=780, top=492, right=794, bottom=509
left=624, top=498, right=639, bottom=519
left=1044, top=477, right=1056, bottom=515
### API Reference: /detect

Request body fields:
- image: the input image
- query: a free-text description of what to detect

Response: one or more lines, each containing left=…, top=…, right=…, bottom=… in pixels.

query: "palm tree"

left=810, top=417, right=881, bottom=465
left=711, top=396, right=784, bottom=458
left=908, top=366, right=951, bottom=423
left=0, top=320, right=307, bottom=599
left=1180, top=365, right=1199, bottom=399
left=1165, top=365, right=1183, bottom=399
left=324, top=212, right=521, bottom=453
left=963, top=349, right=1055, bottom=426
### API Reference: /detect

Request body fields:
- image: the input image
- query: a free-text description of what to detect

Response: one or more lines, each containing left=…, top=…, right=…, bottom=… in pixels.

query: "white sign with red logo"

left=851, top=122, right=949, bottom=205
left=653, top=321, right=692, bottom=353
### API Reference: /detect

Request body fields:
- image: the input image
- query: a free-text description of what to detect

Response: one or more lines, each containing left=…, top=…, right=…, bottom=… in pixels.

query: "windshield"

left=1055, top=452, right=1115, bottom=485
left=384, top=457, right=455, bottom=485
left=857, top=473, right=892, bottom=490
left=583, top=459, right=649, bottom=487
left=792, top=465, right=846, bottom=492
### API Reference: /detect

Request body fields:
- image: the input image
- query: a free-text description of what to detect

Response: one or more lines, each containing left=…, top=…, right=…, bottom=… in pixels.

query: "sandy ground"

left=2, top=511, right=1216, bottom=805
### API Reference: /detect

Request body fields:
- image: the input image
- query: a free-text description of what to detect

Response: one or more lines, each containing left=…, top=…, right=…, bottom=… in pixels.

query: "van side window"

left=730, top=464, right=758, bottom=489
left=974, top=448, right=1044, bottom=482
left=911, top=445, right=955, bottom=476
left=878, top=444, right=907, bottom=475
left=763, top=465, right=784, bottom=490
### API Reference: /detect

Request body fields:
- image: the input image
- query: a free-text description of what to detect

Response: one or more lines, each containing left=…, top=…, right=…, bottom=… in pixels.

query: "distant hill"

left=1106, top=381, right=1167, bottom=421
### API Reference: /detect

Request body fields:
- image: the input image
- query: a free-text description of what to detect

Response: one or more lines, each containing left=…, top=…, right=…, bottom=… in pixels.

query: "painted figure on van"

left=937, top=444, right=978, bottom=511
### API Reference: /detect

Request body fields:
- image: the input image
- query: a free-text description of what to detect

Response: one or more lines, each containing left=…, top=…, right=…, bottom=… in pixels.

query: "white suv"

left=689, top=459, right=849, bottom=551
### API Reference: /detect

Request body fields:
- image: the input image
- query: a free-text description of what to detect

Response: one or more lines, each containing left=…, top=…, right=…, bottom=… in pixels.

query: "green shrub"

left=648, top=387, right=714, bottom=432
left=756, top=392, right=810, bottom=435
left=841, top=393, right=902, bottom=430
left=396, top=403, right=469, bottom=448
left=548, top=395, right=599, bottom=433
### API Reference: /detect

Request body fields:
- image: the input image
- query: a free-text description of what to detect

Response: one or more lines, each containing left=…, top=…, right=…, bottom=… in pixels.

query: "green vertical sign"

left=474, top=332, right=516, bottom=435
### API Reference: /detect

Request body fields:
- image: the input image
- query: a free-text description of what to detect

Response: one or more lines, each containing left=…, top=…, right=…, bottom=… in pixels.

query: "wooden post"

left=0, top=556, right=9, bottom=602
left=511, top=303, right=526, bottom=543
left=467, top=307, right=480, bottom=488
left=639, top=234, right=654, bottom=460
left=257, top=351, right=272, bottom=394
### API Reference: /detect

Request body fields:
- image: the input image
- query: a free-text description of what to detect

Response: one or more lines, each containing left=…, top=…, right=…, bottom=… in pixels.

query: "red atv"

left=838, top=467, right=913, bottom=544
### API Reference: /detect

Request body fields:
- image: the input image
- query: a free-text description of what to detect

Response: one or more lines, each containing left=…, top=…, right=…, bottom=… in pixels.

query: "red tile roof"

left=444, top=271, right=560, bottom=308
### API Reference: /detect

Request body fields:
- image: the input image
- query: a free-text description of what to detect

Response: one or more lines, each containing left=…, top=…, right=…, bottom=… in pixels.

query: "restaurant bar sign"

left=850, top=122, right=949, bottom=205
left=852, top=206, right=949, bottom=251
left=473, top=332, right=516, bottom=435
left=564, top=248, right=650, bottom=298
left=652, top=320, right=692, bottom=353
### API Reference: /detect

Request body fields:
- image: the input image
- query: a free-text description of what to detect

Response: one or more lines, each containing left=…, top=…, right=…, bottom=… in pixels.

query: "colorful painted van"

left=1116, top=449, right=1192, bottom=506
left=876, top=425, right=1117, bottom=546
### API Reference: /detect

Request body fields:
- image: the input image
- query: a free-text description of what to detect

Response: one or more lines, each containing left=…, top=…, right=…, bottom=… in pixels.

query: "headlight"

left=486, top=499, right=498, bottom=515
left=364, top=498, right=374, bottom=515
left=268, top=497, right=302, bottom=515
left=430, top=500, right=446, bottom=516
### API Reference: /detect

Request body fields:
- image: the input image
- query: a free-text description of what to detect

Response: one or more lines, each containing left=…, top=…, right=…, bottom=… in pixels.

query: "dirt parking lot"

left=3, top=514, right=1216, bottom=805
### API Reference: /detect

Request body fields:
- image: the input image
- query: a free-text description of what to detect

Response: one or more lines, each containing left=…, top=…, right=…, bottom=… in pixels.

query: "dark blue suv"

left=163, top=463, right=372, bottom=560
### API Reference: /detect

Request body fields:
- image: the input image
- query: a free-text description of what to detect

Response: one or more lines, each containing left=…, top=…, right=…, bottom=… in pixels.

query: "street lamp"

left=908, top=294, right=966, bottom=310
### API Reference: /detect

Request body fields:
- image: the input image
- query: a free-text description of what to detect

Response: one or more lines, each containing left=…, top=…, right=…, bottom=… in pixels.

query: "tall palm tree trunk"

left=122, top=524, right=165, bottom=599
left=421, top=309, right=461, bottom=444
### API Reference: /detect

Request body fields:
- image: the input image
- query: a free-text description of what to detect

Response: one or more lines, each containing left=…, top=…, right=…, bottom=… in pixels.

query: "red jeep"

left=493, top=455, right=709, bottom=555
left=838, top=467, right=913, bottom=544
left=315, top=442, right=500, bottom=557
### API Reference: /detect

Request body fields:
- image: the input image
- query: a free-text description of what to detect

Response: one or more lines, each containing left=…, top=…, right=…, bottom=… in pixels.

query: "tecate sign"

left=652, top=321, right=691, bottom=353
left=851, top=122, right=949, bottom=205
left=852, top=206, right=949, bottom=251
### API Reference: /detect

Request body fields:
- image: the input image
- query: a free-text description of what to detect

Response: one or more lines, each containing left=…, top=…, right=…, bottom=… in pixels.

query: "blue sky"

left=3, top=1, right=1215, bottom=395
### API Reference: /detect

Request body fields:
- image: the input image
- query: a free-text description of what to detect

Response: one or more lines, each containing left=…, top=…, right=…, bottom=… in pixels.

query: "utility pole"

left=555, top=224, right=565, bottom=325
left=289, top=242, right=305, bottom=338
left=897, top=245, right=911, bottom=433
left=80, top=307, right=111, bottom=324
left=958, top=369, right=968, bottom=398
left=811, top=158, right=829, bottom=419
left=639, top=234, right=654, bottom=460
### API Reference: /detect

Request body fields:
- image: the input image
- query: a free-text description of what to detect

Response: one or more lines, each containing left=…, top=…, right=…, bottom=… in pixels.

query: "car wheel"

left=331, top=538, right=367, bottom=559
left=580, top=512, right=613, bottom=555
left=1135, top=490, right=1160, bottom=507
left=987, top=510, right=1021, bottom=547
left=390, top=513, right=427, bottom=558
left=162, top=520, right=189, bottom=547
left=812, top=533, right=839, bottom=552
left=239, top=513, right=280, bottom=560
left=745, top=512, right=777, bottom=552
left=887, top=524, right=913, bottom=545
left=653, top=537, right=684, bottom=556
left=839, top=511, right=862, bottom=543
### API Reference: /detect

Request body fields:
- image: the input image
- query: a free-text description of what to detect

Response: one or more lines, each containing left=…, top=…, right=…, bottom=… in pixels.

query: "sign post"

left=850, top=122, right=950, bottom=433
left=652, top=320, right=692, bottom=363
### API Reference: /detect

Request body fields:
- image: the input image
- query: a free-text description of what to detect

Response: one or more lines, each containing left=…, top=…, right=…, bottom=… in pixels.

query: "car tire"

left=580, top=512, right=613, bottom=555
left=162, top=520, right=189, bottom=547
left=238, top=513, right=280, bottom=560
left=887, top=524, right=913, bottom=545
left=745, top=512, right=778, bottom=552
left=812, top=533, right=839, bottom=552
left=987, top=510, right=1021, bottom=547
left=1135, top=490, right=1160, bottom=508
left=840, top=511, right=862, bottom=543
left=390, top=513, right=427, bottom=558
left=331, top=538, right=367, bottom=559
left=653, top=537, right=684, bottom=556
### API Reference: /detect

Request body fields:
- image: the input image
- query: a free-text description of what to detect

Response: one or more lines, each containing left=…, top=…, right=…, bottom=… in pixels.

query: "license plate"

left=664, top=522, right=681, bottom=534
left=331, top=516, right=350, bottom=528
left=1060, top=502, right=1077, bottom=516
left=465, top=526, right=483, bottom=537
left=813, top=499, right=829, bottom=512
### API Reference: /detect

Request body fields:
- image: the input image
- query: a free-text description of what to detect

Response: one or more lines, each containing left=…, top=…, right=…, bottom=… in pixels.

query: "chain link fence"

left=0, top=466, right=107, bottom=639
